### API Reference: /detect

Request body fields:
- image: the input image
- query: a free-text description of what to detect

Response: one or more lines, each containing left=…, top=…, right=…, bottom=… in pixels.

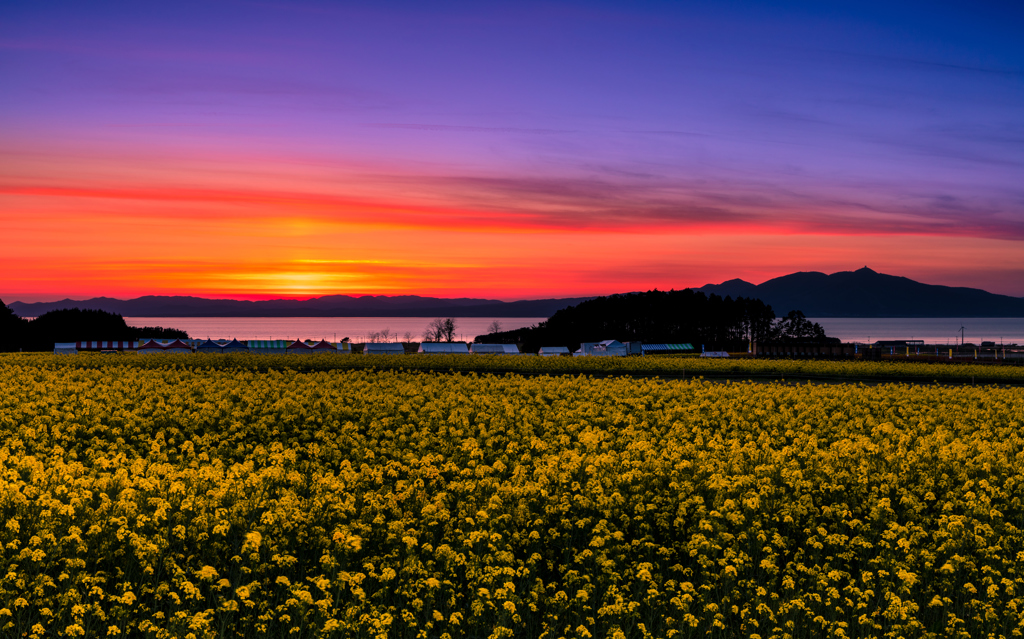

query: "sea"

left=808, top=318, right=1024, bottom=345
left=124, top=316, right=1024, bottom=345
left=125, top=317, right=547, bottom=343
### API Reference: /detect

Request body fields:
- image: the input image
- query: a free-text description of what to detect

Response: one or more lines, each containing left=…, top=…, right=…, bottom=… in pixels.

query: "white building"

left=419, top=342, right=470, bottom=354
left=470, top=343, right=520, bottom=354
left=364, top=343, right=405, bottom=355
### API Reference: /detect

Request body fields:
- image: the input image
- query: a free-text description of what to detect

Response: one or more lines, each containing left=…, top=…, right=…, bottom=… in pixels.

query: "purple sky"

left=2, top=0, right=1023, bottom=301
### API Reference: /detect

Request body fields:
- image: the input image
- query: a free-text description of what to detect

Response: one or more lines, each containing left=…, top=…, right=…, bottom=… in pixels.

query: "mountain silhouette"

left=9, top=294, right=595, bottom=319
left=699, top=267, right=1024, bottom=317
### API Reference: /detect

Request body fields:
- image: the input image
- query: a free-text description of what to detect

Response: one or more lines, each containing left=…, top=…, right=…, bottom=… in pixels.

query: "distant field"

left=2, top=356, right=1023, bottom=638
left=14, top=351, right=1024, bottom=384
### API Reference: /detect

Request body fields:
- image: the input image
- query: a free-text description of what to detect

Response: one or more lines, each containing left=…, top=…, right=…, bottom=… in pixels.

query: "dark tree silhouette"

left=474, top=289, right=835, bottom=352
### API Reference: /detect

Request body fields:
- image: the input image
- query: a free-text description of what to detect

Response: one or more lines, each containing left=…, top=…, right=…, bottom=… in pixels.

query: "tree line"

left=475, top=289, right=835, bottom=352
left=0, top=301, right=188, bottom=352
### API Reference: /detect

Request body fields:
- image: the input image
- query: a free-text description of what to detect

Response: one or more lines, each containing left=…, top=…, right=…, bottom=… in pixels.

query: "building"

left=641, top=343, right=694, bottom=355
left=470, top=343, right=520, bottom=354
left=538, top=346, right=571, bottom=357
left=364, top=343, right=405, bottom=355
left=575, top=340, right=628, bottom=357
left=700, top=351, right=730, bottom=358
left=419, top=342, right=470, bottom=354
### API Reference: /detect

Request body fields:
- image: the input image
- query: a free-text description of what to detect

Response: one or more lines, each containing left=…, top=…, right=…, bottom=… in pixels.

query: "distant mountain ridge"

left=8, top=294, right=596, bottom=319
left=698, top=267, right=1024, bottom=317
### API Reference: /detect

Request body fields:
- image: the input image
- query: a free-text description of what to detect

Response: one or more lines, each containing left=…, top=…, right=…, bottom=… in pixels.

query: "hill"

left=9, top=295, right=595, bottom=318
left=699, top=267, right=1024, bottom=317
left=475, top=289, right=834, bottom=352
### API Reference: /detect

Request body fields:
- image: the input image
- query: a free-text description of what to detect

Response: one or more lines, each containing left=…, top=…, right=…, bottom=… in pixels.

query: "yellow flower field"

left=1, top=354, right=1023, bottom=638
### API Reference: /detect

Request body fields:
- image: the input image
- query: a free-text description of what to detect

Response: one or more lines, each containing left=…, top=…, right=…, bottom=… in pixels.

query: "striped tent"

left=75, top=340, right=138, bottom=351
left=247, top=340, right=289, bottom=354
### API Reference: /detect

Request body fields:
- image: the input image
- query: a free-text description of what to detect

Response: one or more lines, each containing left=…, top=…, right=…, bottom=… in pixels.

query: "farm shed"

left=364, top=343, right=405, bottom=355
left=221, top=339, right=249, bottom=353
left=419, top=342, right=470, bottom=354
left=538, top=346, right=571, bottom=357
left=54, top=342, right=77, bottom=355
left=470, top=343, right=520, bottom=354
left=247, top=340, right=288, bottom=354
left=575, top=340, right=628, bottom=357
left=642, top=343, right=694, bottom=355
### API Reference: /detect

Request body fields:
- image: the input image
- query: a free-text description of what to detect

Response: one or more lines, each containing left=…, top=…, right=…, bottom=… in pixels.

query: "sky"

left=2, top=0, right=1023, bottom=302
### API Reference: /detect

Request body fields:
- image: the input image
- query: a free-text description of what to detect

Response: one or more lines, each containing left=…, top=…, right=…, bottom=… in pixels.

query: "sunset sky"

left=2, top=0, right=1022, bottom=302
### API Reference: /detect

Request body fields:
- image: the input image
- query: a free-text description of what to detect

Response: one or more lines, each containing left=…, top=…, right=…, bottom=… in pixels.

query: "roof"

left=419, top=342, right=470, bottom=354
left=539, top=346, right=570, bottom=354
left=197, top=339, right=223, bottom=349
left=311, top=340, right=337, bottom=350
left=642, top=343, right=694, bottom=353
left=287, top=340, right=313, bottom=350
left=470, top=343, right=520, bottom=354
left=364, top=343, right=405, bottom=354
left=165, top=339, right=191, bottom=349
left=599, top=340, right=624, bottom=347
left=222, top=339, right=248, bottom=349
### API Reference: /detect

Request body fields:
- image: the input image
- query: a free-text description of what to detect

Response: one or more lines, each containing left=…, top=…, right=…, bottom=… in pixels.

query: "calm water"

left=127, top=316, right=1024, bottom=345
left=809, top=317, right=1024, bottom=345
left=125, top=317, right=546, bottom=342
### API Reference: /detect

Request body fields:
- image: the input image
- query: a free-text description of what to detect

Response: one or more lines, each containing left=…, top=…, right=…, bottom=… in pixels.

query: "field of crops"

left=33, top=351, right=1024, bottom=384
left=2, top=354, right=1024, bottom=638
